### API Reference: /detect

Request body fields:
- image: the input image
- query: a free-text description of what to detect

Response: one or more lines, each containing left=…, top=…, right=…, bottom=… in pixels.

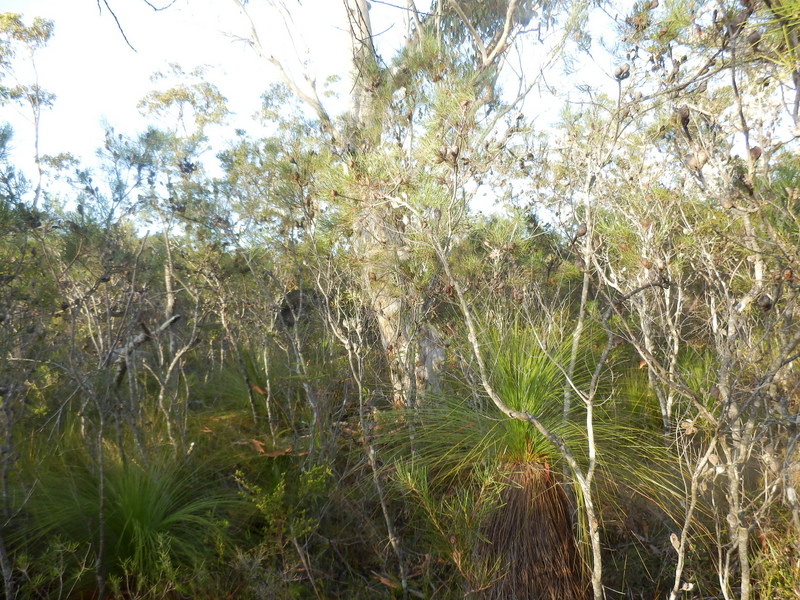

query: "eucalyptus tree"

left=223, top=2, right=617, bottom=598
left=0, top=13, right=54, bottom=210
left=126, top=65, right=231, bottom=451
left=0, top=15, right=55, bottom=598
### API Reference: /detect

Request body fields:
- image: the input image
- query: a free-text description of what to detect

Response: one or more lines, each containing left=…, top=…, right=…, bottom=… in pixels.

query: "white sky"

left=0, top=0, right=358, bottom=177
left=0, top=0, right=623, bottom=211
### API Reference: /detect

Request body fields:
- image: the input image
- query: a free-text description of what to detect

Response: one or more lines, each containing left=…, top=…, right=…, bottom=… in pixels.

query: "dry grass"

left=475, top=461, right=588, bottom=600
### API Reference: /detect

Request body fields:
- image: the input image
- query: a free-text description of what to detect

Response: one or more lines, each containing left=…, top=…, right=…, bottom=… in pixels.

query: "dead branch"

left=111, top=314, right=181, bottom=388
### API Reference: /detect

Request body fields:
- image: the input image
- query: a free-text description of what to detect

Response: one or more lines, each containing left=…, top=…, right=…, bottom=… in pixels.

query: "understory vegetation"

left=2, top=0, right=800, bottom=598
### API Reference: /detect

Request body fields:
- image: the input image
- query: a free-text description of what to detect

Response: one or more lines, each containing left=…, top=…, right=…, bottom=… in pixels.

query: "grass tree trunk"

left=477, top=462, right=588, bottom=600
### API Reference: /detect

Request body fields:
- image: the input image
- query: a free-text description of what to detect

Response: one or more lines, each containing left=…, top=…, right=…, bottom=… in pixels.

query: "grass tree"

left=383, top=316, right=679, bottom=599
left=411, top=323, right=592, bottom=599
left=18, top=436, right=240, bottom=598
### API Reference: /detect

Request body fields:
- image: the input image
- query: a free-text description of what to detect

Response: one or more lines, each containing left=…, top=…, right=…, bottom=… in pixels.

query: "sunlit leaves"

left=138, top=64, right=229, bottom=134
left=0, top=13, right=53, bottom=62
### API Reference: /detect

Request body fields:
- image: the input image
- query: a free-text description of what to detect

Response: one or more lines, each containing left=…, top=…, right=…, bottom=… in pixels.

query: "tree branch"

left=484, top=0, right=520, bottom=67
left=98, top=0, right=137, bottom=52
left=111, top=314, right=181, bottom=387
left=448, top=0, right=487, bottom=65
left=229, top=0, right=332, bottom=130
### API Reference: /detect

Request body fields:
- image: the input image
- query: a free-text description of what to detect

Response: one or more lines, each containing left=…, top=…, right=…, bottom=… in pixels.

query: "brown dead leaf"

left=372, top=571, right=401, bottom=589
left=251, top=438, right=266, bottom=454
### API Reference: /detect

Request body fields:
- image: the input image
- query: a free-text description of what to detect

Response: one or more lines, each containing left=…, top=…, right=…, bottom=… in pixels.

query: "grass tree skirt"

left=476, top=462, right=588, bottom=600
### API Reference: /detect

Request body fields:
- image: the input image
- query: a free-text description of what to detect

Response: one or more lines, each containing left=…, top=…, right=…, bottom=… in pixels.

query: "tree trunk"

left=346, top=0, right=441, bottom=407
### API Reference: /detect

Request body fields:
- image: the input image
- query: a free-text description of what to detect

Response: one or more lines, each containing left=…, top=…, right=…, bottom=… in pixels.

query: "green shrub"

left=18, top=444, right=240, bottom=597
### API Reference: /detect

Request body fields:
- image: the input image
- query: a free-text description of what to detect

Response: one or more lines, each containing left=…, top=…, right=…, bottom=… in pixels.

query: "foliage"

left=379, top=321, right=680, bottom=597
left=1, top=0, right=800, bottom=598
left=233, top=463, right=333, bottom=599
left=16, top=441, right=240, bottom=597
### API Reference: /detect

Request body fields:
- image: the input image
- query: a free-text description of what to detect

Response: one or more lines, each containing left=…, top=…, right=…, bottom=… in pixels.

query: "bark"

left=345, top=0, right=444, bottom=407
left=233, top=0, right=445, bottom=407
left=353, top=204, right=443, bottom=407
left=432, top=232, right=604, bottom=600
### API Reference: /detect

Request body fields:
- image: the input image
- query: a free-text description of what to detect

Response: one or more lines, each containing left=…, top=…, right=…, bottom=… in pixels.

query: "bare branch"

left=141, top=0, right=178, bottom=10
left=112, top=314, right=181, bottom=388
left=448, top=0, right=487, bottom=65
left=484, top=0, right=520, bottom=66
left=98, top=0, right=137, bottom=52
left=406, top=0, right=423, bottom=32
left=229, top=0, right=332, bottom=129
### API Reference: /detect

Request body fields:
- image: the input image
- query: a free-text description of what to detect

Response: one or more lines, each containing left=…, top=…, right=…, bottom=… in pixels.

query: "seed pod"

left=446, top=145, right=460, bottom=164
left=614, top=63, right=631, bottom=81
left=572, top=222, right=588, bottom=244
left=677, top=105, right=690, bottom=127
left=757, top=294, right=773, bottom=312
left=687, top=151, right=709, bottom=171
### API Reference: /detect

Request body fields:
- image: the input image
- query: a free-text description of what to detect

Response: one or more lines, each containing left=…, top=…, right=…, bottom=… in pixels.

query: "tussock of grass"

left=19, top=444, right=242, bottom=596
left=379, top=320, right=687, bottom=598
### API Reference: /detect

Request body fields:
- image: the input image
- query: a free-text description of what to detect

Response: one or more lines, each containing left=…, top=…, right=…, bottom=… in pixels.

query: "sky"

left=0, top=0, right=622, bottom=211
left=0, top=0, right=357, bottom=178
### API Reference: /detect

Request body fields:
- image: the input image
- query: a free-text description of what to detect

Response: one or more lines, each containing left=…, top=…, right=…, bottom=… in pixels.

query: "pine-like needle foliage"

left=381, top=321, right=680, bottom=599
left=379, top=323, right=593, bottom=598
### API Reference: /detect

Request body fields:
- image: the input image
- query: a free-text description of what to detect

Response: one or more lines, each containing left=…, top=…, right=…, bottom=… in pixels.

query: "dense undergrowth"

left=4, top=308, right=797, bottom=599
left=3, top=0, right=800, bottom=597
